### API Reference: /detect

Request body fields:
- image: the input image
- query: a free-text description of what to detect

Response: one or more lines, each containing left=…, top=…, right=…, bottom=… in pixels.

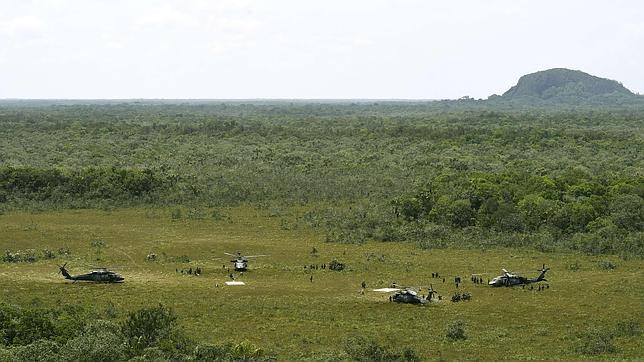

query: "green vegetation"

left=0, top=208, right=642, bottom=360
left=446, top=320, right=467, bottom=341
left=1, top=102, right=642, bottom=257
left=0, top=101, right=642, bottom=359
left=0, top=303, right=274, bottom=361
left=499, top=68, right=641, bottom=105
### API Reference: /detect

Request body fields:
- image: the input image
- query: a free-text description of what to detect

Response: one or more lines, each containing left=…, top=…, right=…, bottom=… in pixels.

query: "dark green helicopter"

left=58, top=263, right=124, bottom=283
left=373, top=284, right=440, bottom=305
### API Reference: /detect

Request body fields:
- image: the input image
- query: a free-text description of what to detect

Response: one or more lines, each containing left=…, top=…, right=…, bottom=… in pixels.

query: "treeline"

left=0, top=166, right=173, bottom=207
left=308, top=171, right=643, bottom=257
left=1, top=103, right=642, bottom=255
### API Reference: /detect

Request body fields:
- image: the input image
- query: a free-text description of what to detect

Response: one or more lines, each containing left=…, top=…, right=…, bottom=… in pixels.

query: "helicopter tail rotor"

left=535, top=264, right=550, bottom=282
left=57, top=263, right=71, bottom=279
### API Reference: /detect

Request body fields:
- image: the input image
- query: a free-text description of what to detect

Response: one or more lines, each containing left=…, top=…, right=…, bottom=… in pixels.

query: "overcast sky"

left=1, top=0, right=642, bottom=99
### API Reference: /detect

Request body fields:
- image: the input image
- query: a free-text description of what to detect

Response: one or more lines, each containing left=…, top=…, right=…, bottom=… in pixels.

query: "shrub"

left=575, top=327, right=616, bottom=355
left=193, top=344, right=230, bottom=360
left=121, top=304, right=177, bottom=354
left=2, top=250, right=38, bottom=263
left=57, top=247, right=71, bottom=256
left=343, top=336, right=419, bottom=361
left=446, top=320, right=467, bottom=341
left=228, top=340, right=267, bottom=360
left=613, top=319, right=641, bottom=337
left=597, top=260, right=617, bottom=270
left=297, top=350, right=347, bottom=362
left=567, top=261, right=581, bottom=271
left=193, top=341, right=274, bottom=361
left=171, top=208, right=182, bottom=220
left=0, top=348, right=14, bottom=362
left=127, top=347, right=166, bottom=361
left=328, top=259, right=345, bottom=271
left=168, top=255, right=191, bottom=263
left=59, top=328, right=126, bottom=362
left=11, top=309, right=56, bottom=345
left=12, top=339, right=60, bottom=362
left=41, top=249, right=56, bottom=260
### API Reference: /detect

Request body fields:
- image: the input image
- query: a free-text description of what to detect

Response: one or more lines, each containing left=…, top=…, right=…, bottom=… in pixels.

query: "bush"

left=167, top=255, right=191, bottom=263
left=343, top=336, right=420, bottom=361
left=193, top=344, right=230, bottom=361
left=59, top=328, right=126, bottom=362
left=597, top=260, right=617, bottom=270
left=193, top=341, right=274, bottom=361
left=2, top=250, right=38, bottom=263
left=41, top=249, right=56, bottom=260
left=567, top=261, right=581, bottom=271
left=446, top=320, right=467, bottom=341
left=11, top=309, right=56, bottom=345
left=613, top=319, right=641, bottom=337
left=575, top=327, right=616, bottom=355
left=297, top=350, right=347, bottom=362
left=127, top=347, right=167, bottom=361
left=12, top=339, right=60, bottom=362
left=121, top=304, right=177, bottom=354
left=171, top=208, right=182, bottom=220
left=228, top=340, right=267, bottom=360
left=0, top=348, right=14, bottom=362
left=328, top=259, right=345, bottom=271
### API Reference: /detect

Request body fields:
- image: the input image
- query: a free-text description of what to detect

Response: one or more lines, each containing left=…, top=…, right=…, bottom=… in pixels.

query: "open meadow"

left=0, top=102, right=642, bottom=360
left=1, top=207, right=642, bottom=360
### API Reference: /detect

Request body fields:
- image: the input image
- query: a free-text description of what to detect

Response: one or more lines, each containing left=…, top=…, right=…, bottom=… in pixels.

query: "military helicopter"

left=58, top=263, right=124, bottom=283
left=373, top=284, right=439, bottom=305
left=391, top=288, right=426, bottom=304
left=224, top=252, right=268, bottom=271
left=488, top=264, right=549, bottom=287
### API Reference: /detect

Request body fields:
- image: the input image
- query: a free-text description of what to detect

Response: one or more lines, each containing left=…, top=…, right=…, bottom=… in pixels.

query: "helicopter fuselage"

left=391, top=289, right=427, bottom=304
left=232, top=258, right=248, bottom=271
left=60, top=267, right=124, bottom=283
left=489, top=268, right=548, bottom=287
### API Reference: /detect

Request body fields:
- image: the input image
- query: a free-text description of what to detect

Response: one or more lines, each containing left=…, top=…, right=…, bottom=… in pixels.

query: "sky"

left=1, top=0, right=643, bottom=99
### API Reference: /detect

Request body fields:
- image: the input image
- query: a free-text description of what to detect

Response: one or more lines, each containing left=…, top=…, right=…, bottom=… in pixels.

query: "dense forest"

left=1, top=102, right=642, bottom=257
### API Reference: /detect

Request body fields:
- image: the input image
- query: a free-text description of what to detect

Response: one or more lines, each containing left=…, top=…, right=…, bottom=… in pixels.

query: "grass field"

left=1, top=207, right=642, bottom=360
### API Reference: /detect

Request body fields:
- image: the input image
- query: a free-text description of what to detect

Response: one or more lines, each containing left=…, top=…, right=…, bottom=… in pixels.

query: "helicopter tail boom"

left=529, top=265, right=550, bottom=283
left=58, top=263, right=72, bottom=279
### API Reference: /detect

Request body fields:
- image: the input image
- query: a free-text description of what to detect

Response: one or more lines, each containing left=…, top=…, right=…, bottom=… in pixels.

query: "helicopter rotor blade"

left=245, top=255, right=268, bottom=258
left=372, top=288, right=401, bottom=293
left=224, top=252, right=236, bottom=257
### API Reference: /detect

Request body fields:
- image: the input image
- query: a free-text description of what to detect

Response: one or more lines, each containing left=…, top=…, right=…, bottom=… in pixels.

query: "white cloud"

left=0, top=0, right=642, bottom=98
left=134, top=4, right=193, bottom=29
left=0, top=15, right=45, bottom=39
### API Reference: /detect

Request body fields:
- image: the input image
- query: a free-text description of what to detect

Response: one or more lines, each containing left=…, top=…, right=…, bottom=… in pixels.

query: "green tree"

left=121, top=304, right=177, bottom=355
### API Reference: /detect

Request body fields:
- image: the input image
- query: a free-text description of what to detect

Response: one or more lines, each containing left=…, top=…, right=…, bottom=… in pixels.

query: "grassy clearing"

left=0, top=207, right=642, bottom=360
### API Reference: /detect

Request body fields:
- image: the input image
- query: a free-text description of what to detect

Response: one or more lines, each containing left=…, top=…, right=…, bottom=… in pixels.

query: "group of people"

left=451, top=291, right=472, bottom=302
left=176, top=267, right=202, bottom=276
left=303, top=263, right=328, bottom=270
left=523, top=283, right=549, bottom=291
left=470, top=275, right=485, bottom=284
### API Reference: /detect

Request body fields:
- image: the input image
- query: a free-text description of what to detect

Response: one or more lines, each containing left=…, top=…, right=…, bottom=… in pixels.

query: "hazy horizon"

left=2, top=0, right=643, bottom=99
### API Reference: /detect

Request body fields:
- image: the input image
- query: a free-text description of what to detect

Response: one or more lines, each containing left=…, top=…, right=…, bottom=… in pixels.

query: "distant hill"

left=500, top=68, right=637, bottom=103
